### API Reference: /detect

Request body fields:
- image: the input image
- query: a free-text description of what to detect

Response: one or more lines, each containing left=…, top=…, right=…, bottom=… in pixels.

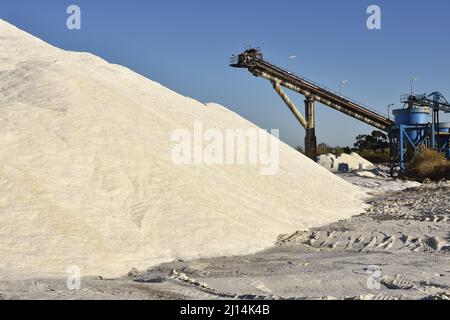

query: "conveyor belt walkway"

left=231, top=48, right=394, bottom=159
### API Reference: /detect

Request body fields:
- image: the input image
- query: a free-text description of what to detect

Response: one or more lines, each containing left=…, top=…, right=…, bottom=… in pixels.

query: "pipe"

left=272, top=81, right=308, bottom=129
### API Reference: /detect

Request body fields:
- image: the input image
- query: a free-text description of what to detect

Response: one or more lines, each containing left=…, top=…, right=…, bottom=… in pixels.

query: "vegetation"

left=353, top=130, right=389, bottom=152
left=352, top=130, right=390, bottom=164
left=296, top=131, right=390, bottom=163
left=357, top=149, right=390, bottom=164
left=294, top=130, right=390, bottom=164
left=351, top=130, right=389, bottom=163
left=316, top=143, right=351, bottom=156
left=403, top=149, right=450, bottom=182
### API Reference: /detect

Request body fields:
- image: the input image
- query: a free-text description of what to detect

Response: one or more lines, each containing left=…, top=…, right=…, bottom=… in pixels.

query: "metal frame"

left=231, top=48, right=394, bottom=160
left=231, top=48, right=450, bottom=170
left=390, top=124, right=431, bottom=174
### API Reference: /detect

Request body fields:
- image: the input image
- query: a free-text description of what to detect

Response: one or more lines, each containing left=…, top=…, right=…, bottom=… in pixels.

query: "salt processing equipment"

left=390, top=94, right=450, bottom=172
left=230, top=47, right=450, bottom=174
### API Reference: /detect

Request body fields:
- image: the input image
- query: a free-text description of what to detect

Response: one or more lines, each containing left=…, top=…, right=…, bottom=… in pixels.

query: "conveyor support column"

left=305, top=97, right=317, bottom=160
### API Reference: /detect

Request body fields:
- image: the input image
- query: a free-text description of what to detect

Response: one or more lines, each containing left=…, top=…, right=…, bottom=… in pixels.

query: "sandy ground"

left=1, top=172, right=449, bottom=300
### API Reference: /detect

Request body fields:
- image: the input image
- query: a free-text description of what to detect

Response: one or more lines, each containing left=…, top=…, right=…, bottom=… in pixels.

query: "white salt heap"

left=339, top=153, right=374, bottom=171
left=318, top=152, right=374, bottom=172
left=0, top=20, right=367, bottom=279
left=317, top=153, right=339, bottom=171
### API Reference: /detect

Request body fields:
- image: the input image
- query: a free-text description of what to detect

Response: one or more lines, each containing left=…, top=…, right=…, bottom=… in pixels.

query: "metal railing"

left=258, top=57, right=388, bottom=118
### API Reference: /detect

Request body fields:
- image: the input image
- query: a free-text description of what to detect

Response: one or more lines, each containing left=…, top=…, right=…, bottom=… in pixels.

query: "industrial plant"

left=231, top=47, right=450, bottom=175
left=1, top=0, right=449, bottom=305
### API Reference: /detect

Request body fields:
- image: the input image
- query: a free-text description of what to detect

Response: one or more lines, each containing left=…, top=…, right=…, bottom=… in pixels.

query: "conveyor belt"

left=231, top=48, right=394, bottom=131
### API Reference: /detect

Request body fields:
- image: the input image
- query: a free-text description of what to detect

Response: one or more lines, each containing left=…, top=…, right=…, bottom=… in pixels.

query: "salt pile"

left=317, top=154, right=339, bottom=171
left=0, top=20, right=367, bottom=279
left=318, top=152, right=374, bottom=172
left=356, top=171, right=377, bottom=178
left=339, top=153, right=374, bottom=171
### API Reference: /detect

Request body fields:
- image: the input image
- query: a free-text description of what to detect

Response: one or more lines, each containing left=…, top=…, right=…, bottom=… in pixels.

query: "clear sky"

left=1, top=0, right=449, bottom=148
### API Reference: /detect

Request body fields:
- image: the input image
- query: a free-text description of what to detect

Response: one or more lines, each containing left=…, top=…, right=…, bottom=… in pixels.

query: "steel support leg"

left=399, top=125, right=405, bottom=172
left=272, top=81, right=308, bottom=128
left=304, top=97, right=317, bottom=160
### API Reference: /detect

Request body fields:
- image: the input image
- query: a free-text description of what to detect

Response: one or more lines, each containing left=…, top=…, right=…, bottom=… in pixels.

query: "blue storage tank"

left=438, top=122, right=450, bottom=133
left=392, top=107, right=430, bottom=143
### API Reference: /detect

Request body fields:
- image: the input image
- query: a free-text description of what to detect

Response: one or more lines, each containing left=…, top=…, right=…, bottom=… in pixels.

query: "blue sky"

left=1, top=0, right=449, bottom=148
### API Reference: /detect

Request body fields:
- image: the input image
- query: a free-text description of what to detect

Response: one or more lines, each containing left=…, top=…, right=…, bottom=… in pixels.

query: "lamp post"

left=340, top=80, right=349, bottom=97
left=410, top=77, right=419, bottom=95
left=287, top=55, right=296, bottom=73
left=387, top=103, right=395, bottom=120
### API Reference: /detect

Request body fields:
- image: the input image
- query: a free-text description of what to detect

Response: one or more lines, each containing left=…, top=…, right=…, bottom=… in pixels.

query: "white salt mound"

left=317, top=153, right=338, bottom=171
left=318, top=152, right=374, bottom=172
left=339, top=152, right=374, bottom=171
left=0, top=20, right=367, bottom=279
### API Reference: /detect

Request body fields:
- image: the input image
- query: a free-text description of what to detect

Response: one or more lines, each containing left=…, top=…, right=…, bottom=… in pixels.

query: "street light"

left=387, top=103, right=395, bottom=120
left=287, top=55, right=296, bottom=73
left=340, top=80, right=349, bottom=97
left=410, top=77, right=419, bottom=95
